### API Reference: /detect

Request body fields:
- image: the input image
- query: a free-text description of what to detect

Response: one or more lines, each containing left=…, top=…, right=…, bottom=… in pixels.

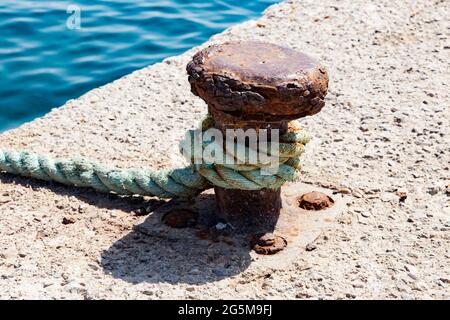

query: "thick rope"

left=0, top=119, right=310, bottom=199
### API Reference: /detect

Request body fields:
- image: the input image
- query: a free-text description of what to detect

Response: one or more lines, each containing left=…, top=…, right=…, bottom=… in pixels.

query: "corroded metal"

left=187, top=41, right=329, bottom=123
left=186, top=41, right=329, bottom=252
left=251, top=233, right=287, bottom=255
left=298, top=191, right=334, bottom=210
left=136, top=183, right=347, bottom=266
left=214, top=188, right=282, bottom=231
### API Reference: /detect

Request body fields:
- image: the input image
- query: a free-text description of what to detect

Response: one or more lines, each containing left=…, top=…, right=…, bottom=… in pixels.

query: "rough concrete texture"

left=0, top=0, right=449, bottom=299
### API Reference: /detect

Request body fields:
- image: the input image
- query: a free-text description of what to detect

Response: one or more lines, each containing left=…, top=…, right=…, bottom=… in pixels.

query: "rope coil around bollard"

left=0, top=118, right=310, bottom=199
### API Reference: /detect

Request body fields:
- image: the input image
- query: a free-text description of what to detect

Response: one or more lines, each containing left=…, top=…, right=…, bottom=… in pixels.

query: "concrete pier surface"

left=0, top=0, right=448, bottom=299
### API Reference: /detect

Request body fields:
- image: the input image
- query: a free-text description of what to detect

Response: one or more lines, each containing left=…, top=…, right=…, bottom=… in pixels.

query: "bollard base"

left=135, top=182, right=347, bottom=269
left=214, top=187, right=281, bottom=233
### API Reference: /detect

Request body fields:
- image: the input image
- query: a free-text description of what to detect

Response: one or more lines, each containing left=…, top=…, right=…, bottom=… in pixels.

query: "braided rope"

left=0, top=119, right=310, bottom=199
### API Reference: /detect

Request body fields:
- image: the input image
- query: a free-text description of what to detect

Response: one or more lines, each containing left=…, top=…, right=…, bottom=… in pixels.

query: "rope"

left=0, top=118, right=310, bottom=199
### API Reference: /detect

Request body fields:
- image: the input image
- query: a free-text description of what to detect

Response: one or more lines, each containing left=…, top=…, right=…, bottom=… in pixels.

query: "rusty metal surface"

left=298, top=191, right=334, bottom=210
left=187, top=41, right=329, bottom=121
left=214, top=187, right=282, bottom=231
left=184, top=42, right=330, bottom=253
left=134, top=183, right=347, bottom=267
left=211, top=117, right=286, bottom=235
left=251, top=233, right=287, bottom=255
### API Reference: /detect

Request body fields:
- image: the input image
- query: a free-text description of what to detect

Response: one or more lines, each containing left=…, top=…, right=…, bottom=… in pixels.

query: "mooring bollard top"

left=187, top=41, right=329, bottom=121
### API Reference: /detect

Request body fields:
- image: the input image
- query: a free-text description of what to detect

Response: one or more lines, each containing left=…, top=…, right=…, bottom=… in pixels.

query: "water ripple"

left=0, top=0, right=277, bottom=131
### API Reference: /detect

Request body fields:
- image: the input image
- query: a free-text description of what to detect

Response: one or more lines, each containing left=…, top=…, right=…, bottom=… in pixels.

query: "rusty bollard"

left=186, top=41, right=329, bottom=250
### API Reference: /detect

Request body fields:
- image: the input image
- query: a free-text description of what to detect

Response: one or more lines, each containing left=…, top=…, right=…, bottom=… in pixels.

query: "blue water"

left=0, top=0, right=277, bottom=132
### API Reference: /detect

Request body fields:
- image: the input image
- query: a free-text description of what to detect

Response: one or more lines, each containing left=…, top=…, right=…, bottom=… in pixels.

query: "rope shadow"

left=0, top=173, right=252, bottom=284
left=100, top=194, right=253, bottom=285
left=0, top=173, right=165, bottom=214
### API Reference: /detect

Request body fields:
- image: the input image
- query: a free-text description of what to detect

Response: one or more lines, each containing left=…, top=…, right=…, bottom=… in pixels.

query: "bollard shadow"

left=100, top=194, right=253, bottom=285
left=0, top=174, right=253, bottom=284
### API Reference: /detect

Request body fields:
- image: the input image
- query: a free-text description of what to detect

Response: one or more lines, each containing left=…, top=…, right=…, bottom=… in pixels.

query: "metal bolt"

left=187, top=41, right=329, bottom=235
left=251, top=233, right=287, bottom=255
left=298, top=191, right=334, bottom=210
left=258, top=233, right=277, bottom=246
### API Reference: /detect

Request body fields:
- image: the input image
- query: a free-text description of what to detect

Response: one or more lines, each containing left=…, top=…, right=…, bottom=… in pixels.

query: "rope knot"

left=0, top=118, right=311, bottom=198
left=179, top=117, right=311, bottom=191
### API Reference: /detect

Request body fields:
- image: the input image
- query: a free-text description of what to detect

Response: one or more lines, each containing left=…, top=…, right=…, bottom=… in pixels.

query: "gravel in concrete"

left=0, top=0, right=449, bottom=299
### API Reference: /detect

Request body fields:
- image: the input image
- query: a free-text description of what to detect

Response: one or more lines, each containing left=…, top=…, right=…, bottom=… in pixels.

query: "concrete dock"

left=0, top=0, right=448, bottom=299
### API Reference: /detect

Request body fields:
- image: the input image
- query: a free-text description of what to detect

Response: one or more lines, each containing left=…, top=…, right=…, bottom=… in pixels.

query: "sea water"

left=0, top=0, right=277, bottom=131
